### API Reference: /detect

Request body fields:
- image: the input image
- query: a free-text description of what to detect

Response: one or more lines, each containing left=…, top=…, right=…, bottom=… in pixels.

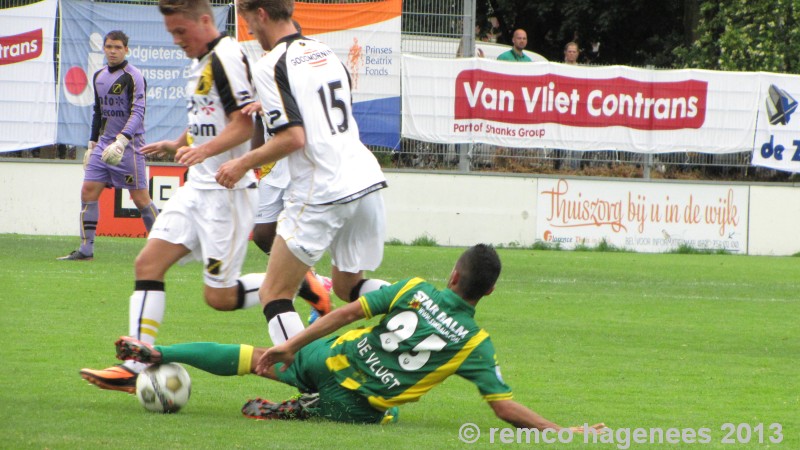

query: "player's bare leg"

left=253, top=221, right=331, bottom=317
left=134, top=238, right=190, bottom=281
left=136, top=238, right=245, bottom=311
left=260, top=236, right=310, bottom=345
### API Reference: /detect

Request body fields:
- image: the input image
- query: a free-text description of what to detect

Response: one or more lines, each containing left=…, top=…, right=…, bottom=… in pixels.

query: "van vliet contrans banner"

left=403, top=55, right=800, bottom=173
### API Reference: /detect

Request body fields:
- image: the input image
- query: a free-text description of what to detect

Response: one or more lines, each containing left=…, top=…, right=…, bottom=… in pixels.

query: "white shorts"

left=254, top=180, right=286, bottom=225
left=277, top=191, right=385, bottom=272
left=149, top=185, right=258, bottom=288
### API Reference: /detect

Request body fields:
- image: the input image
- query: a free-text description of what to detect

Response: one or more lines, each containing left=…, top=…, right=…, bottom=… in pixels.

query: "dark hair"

left=456, top=244, right=501, bottom=301
left=104, top=30, right=129, bottom=47
left=236, top=0, right=294, bottom=21
left=158, top=0, right=214, bottom=20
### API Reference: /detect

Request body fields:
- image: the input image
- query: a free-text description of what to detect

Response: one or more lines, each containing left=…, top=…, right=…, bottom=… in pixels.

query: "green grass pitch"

left=0, top=234, right=796, bottom=449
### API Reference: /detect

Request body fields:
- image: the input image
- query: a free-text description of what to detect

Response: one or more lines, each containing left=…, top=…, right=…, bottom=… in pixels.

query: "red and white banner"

left=536, top=179, right=749, bottom=253
left=0, top=0, right=57, bottom=152
left=403, top=55, right=761, bottom=154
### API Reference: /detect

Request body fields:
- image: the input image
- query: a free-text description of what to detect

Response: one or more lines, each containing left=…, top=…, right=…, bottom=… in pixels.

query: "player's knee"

left=134, top=253, right=161, bottom=279
left=252, top=224, right=276, bottom=254
left=252, top=235, right=273, bottom=254
left=80, top=185, right=102, bottom=202
left=204, top=286, right=238, bottom=311
left=332, top=278, right=361, bottom=303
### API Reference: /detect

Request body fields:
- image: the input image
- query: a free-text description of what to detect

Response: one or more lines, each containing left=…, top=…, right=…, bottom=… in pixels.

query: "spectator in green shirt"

left=497, top=29, right=532, bottom=62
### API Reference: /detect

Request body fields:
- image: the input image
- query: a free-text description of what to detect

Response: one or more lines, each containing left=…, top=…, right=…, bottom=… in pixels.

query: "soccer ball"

left=135, top=363, right=191, bottom=413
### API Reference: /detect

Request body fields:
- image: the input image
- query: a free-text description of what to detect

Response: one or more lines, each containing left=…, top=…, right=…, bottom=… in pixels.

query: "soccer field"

left=0, top=234, right=796, bottom=449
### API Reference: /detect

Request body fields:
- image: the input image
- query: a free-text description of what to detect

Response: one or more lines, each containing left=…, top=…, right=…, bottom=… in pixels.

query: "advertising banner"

left=751, top=73, right=800, bottom=173
left=0, top=0, right=57, bottom=152
left=58, top=1, right=229, bottom=146
left=402, top=55, right=761, bottom=154
left=238, top=0, right=401, bottom=149
left=97, top=165, right=186, bottom=238
left=536, top=178, right=748, bottom=253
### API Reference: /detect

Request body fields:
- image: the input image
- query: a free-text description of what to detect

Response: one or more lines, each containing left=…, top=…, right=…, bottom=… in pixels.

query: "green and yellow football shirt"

left=326, top=277, right=513, bottom=410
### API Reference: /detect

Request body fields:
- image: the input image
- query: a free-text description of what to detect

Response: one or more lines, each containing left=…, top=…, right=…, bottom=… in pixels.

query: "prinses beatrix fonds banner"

left=237, top=0, right=401, bottom=150
left=57, top=1, right=229, bottom=146
left=0, top=0, right=57, bottom=152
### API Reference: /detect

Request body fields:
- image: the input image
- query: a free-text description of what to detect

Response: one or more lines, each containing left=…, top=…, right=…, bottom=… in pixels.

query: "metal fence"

left=2, top=0, right=787, bottom=181
left=387, top=1, right=783, bottom=181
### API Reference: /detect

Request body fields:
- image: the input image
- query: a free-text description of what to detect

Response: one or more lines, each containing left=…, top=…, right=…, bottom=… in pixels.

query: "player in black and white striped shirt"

left=80, top=0, right=268, bottom=394
left=217, top=0, right=389, bottom=348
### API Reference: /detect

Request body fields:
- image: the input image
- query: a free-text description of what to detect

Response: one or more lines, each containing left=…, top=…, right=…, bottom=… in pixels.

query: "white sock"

left=359, top=278, right=390, bottom=297
left=236, top=272, right=264, bottom=310
left=124, top=287, right=165, bottom=373
left=268, top=312, right=305, bottom=345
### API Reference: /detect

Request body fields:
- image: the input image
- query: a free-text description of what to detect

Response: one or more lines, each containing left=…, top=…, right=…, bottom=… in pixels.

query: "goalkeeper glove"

left=101, top=134, right=129, bottom=166
left=83, top=141, right=96, bottom=169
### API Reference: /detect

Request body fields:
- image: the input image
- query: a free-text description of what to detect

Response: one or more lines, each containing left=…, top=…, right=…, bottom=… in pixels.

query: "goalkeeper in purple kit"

left=59, top=30, right=158, bottom=261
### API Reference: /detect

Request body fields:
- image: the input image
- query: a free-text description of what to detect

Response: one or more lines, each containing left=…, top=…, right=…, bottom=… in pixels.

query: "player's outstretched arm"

left=489, top=399, right=607, bottom=433
left=490, top=399, right=563, bottom=431
left=255, top=300, right=366, bottom=375
left=176, top=110, right=254, bottom=167
left=216, top=125, right=304, bottom=189
left=141, top=129, right=188, bottom=157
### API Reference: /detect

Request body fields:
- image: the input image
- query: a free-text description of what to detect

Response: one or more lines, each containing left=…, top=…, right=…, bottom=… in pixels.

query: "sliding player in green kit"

left=115, top=244, right=605, bottom=432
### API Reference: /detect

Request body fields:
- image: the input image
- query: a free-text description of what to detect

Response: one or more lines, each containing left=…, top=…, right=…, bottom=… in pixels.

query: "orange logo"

left=347, top=37, right=364, bottom=89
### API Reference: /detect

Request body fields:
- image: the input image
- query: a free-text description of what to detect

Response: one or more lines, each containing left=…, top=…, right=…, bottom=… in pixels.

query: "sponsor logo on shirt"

left=291, top=48, right=333, bottom=67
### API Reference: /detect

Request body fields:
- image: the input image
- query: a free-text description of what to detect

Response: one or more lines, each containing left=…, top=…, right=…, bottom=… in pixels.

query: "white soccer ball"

left=136, top=363, right=191, bottom=413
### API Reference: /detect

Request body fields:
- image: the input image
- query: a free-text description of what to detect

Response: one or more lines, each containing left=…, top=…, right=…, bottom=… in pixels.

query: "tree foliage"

left=478, top=0, right=685, bottom=66
left=466, top=0, right=800, bottom=73
left=673, top=0, right=800, bottom=73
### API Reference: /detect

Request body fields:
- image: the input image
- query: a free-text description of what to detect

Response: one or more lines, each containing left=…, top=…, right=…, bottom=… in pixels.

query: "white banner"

left=751, top=73, right=800, bottom=173
left=0, top=0, right=57, bottom=152
left=402, top=55, right=761, bottom=154
left=536, top=179, right=748, bottom=253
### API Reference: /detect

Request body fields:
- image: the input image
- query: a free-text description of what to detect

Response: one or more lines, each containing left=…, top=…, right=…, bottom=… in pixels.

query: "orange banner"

left=237, top=0, right=401, bottom=41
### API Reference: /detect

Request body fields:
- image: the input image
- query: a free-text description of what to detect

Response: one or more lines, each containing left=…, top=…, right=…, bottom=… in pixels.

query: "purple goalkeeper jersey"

left=90, top=60, right=146, bottom=146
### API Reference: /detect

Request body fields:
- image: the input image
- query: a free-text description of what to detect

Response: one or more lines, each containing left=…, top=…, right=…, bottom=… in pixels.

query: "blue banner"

left=58, top=1, right=229, bottom=146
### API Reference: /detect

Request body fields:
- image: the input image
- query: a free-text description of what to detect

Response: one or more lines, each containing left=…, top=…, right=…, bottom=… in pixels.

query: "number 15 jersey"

left=252, top=34, right=386, bottom=206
